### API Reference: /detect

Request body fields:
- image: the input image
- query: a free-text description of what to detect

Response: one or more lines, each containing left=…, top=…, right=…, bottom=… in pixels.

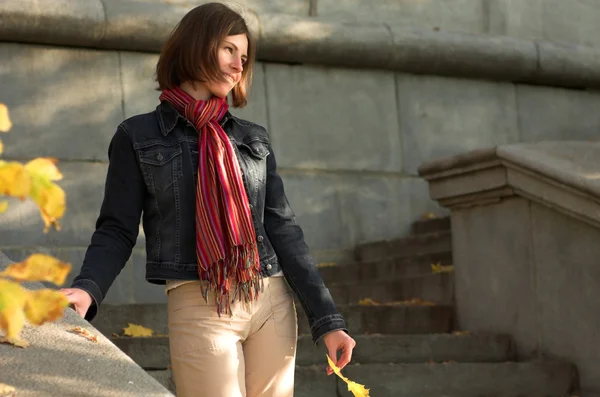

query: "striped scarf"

left=159, top=87, right=261, bottom=315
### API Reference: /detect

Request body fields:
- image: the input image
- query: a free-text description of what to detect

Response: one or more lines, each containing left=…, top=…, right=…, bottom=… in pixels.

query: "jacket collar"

left=156, top=101, right=231, bottom=137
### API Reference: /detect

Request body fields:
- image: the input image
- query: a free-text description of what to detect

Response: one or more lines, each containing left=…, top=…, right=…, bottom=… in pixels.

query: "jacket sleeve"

left=263, top=143, right=348, bottom=344
left=70, top=124, right=145, bottom=321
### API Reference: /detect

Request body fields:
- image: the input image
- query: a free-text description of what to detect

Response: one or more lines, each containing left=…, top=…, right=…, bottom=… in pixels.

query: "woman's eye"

left=225, top=46, right=233, bottom=53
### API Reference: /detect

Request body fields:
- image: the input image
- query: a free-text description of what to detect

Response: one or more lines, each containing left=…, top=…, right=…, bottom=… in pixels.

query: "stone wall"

left=2, top=0, right=600, bottom=305
left=419, top=142, right=600, bottom=396
left=151, top=0, right=600, bottom=48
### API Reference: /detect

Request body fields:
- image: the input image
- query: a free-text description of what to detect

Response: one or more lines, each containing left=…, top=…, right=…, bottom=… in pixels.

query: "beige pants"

left=167, top=277, right=298, bottom=397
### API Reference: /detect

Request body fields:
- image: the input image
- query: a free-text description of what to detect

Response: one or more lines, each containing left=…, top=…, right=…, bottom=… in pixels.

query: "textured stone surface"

left=530, top=203, right=600, bottom=393
left=340, top=361, right=576, bottom=397
left=517, top=85, right=600, bottom=142
left=265, top=64, right=401, bottom=172
left=318, top=0, right=486, bottom=34
left=120, top=51, right=160, bottom=120
left=0, top=43, right=123, bottom=161
left=397, top=74, right=519, bottom=175
left=137, top=0, right=310, bottom=16
left=451, top=199, right=539, bottom=357
left=327, top=274, right=454, bottom=305
left=0, top=256, right=173, bottom=397
left=280, top=172, right=412, bottom=251
left=488, top=0, right=600, bottom=47
left=0, top=0, right=105, bottom=45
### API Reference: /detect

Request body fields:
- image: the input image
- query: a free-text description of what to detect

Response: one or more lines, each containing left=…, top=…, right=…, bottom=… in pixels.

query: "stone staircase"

left=93, top=217, right=579, bottom=396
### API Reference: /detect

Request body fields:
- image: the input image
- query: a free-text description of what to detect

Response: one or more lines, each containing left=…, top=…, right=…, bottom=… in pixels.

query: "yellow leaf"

left=0, top=161, right=31, bottom=199
left=123, top=323, right=154, bottom=337
left=68, top=326, right=99, bottom=343
left=25, top=158, right=63, bottom=181
left=0, top=139, right=3, bottom=155
left=431, top=262, right=454, bottom=274
left=0, top=201, right=7, bottom=214
left=316, top=262, right=337, bottom=268
left=0, top=254, right=71, bottom=285
left=0, top=336, right=30, bottom=348
left=420, top=212, right=437, bottom=220
left=0, top=278, right=27, bottom=341
left=29, top=178, right=66, bottom=232
left=0, top=383, right=16, bottom=395
left=358, top=298, right=380, bottom=306
left=24, top=289, right=68, bottom=325
left=326, top=355, right=370, bottom=397
left=0, top=104, right=12, bottom=133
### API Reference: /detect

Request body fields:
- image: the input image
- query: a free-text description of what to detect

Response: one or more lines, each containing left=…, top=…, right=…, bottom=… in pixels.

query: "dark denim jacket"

left=71, top=101, right=347, bottom=343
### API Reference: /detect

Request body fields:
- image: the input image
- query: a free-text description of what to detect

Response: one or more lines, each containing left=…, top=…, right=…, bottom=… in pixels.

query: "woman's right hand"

left=60, top=288, right=93, bottom=318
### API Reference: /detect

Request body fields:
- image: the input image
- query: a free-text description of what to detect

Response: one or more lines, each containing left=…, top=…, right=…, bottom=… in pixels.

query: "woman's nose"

left=231, top=57, right=243, bottom=72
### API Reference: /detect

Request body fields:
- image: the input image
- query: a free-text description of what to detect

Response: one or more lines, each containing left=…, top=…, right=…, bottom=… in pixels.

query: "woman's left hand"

left=322, top=330, right=356, bottom=375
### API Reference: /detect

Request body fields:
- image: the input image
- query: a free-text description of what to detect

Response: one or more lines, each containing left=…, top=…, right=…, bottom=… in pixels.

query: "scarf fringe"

left=199, top=243, right=262, bottom=316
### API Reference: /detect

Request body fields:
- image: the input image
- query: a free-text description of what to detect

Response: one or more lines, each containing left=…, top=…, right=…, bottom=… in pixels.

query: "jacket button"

left=266, top=264, right=272, bottom=270
left=156, top=153, right=164, bottom=161
left=257, top=235, right=264, bottom=243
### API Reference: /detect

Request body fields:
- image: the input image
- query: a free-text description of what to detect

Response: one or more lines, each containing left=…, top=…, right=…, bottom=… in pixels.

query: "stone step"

left=326, top=273, right=454, bottom=305
left=318, top=251, right=452, bottom=284
left=411, top=216, right=451, bottom=235
left=147, top=360, right=576, bottom=397
left=355, top=230, right=452, bottom=263
left=112, top=333, right=515, bottom=370
left=93, top=303, right=453, bottom=337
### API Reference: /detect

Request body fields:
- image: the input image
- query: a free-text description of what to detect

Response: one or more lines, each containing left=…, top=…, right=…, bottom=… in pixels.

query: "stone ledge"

left=2, top=0, right=600, bottom=89
left=0, top=251, right=173, bottom=397
left=419, top=141, right=600, bottom=228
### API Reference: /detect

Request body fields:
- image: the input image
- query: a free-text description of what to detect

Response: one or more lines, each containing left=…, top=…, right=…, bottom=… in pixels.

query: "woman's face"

left=203, top=34, right=248, bottom=99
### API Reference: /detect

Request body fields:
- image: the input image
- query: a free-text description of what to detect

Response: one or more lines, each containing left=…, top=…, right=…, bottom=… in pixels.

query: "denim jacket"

left=71, top=101, right=347, bottom=343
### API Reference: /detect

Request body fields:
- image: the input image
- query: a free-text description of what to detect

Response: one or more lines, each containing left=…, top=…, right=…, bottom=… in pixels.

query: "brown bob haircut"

left=155, top=2, right=255, bottom=108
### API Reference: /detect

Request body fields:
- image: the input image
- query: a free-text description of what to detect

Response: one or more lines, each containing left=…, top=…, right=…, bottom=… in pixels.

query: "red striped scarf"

left=159, top=87, right=261, bottom=315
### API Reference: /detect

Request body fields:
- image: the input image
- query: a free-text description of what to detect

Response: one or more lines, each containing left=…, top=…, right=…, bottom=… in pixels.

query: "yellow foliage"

left=0, top=254, right=71, bottom=285
left=25, top=158, right=66, bottom=232
left=358, top=298, right=435, bottom=306
left=0, top=279, right=27, bottom=342
left=25, top=158, right=63, bottom=181
left=69, top=326, right=99, bottom=343
left=0, top=277, right=69, bottom=345
left=326, top=355, right=370, bottom=397
left=123, top=323, right=154, bottom=337
left=0, top=139, right=3, bottom=155
left=0, top=161, right=31, bottom=199
left=0, top=103, right=11, bottom=133
left=0, top=103, right=70, bottom=344
left=0, top=383, right=16, bottom=395
left=431, top=262, right=454, bottom=274
left=24, top=289, right=68, bottom=326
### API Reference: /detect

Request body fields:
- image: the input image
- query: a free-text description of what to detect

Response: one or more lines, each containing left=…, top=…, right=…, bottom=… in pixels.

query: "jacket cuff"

left=70, top=278, right=102, bottom=322
left=311, top=314, right=348, bottom=345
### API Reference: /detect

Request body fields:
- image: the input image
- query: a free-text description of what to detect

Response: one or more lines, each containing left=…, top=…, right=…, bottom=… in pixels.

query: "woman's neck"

left=180, top=81, right=211, bottom=101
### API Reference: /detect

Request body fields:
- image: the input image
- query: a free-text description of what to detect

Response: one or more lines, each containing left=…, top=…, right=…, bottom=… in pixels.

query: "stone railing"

left=419, top=141, right=600, bottom=396
left=0, top=251, right=173, bottom=397
left=2, top=0, right=600, bottom=89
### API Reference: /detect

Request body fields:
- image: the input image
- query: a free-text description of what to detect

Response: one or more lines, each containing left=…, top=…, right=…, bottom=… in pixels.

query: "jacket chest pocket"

left=138, top=143, right=183, bottom=192
left=236, top=140, right=269, bottom=199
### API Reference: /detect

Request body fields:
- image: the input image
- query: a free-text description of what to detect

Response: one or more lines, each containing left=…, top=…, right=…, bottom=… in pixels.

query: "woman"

left=60, top=2, right=355, bottom=396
